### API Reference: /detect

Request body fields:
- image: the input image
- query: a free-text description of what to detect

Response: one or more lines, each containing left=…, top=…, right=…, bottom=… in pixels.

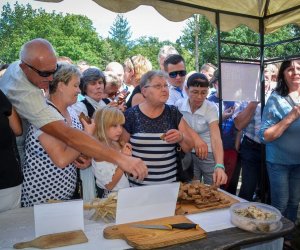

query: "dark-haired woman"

left=72, top=67, right=106, bottom=201
left=260, top=59, right=300, bottom=227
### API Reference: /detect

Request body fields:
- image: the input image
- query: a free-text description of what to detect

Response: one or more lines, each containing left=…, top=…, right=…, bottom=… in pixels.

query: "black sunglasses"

left=169, top=70, right=187, bottom=78
left=22, top=61, right=58, bottom=77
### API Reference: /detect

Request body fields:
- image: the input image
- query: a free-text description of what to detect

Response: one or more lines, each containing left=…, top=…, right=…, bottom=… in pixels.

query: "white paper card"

left=221, top=62, right=261, bottom=102
left=116, top=183, right=180, bottom=224
left=34, top=200, right=84, bottom=237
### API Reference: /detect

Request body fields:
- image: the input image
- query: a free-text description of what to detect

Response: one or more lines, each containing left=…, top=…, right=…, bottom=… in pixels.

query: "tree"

left=220, top=25, right=260, bottom=60
left=0, top=2, right=113, bottom=68
left=108, top=14, right=132, bottom=62
left=177, top=15, right=217, bottom=71
left=178, top=14, right=299, bottom=69
left=264, top=24, right=300, bottom=59
left=108, top=14, right=132, bottom=45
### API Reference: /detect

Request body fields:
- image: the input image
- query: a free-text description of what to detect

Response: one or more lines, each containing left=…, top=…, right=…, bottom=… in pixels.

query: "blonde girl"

left=92, top=106, right=131, bottom=198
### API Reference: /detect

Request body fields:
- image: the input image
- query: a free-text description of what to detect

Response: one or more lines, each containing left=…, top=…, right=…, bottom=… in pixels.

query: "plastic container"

left=230, top=202, right=282, bottom=233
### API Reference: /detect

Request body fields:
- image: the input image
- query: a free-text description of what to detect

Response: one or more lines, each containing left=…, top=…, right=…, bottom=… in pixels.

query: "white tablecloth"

left=0, top=196, right=283, bottom=250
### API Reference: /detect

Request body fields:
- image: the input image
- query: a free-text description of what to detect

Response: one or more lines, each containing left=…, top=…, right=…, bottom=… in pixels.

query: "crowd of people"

left=0, top=39, right=299, bottom=246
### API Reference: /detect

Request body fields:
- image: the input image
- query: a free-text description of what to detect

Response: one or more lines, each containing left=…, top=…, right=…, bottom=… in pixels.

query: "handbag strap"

left=284, top=95, right=296, bottom=108
left=167, top=105, right=182, bottom=152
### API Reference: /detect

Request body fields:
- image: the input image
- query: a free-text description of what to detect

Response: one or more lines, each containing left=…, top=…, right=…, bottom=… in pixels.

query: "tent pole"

left=216, top=11, right=223, bottom=133
left=259, top=18, right=268, bottom=204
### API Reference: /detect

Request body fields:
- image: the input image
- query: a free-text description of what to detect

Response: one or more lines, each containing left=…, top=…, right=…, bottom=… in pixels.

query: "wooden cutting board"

left=176, top=191, right=239, bottom=215
left=13, top=230, right=88, bottom=249
left=104, top=215, right=206, bottom=249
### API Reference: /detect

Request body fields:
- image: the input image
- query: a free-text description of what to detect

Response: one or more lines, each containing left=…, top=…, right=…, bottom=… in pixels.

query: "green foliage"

left=177, top=15, right=217, bottom=70
left=1, top=2, right=298, bottom=70
left=108, top=14, right=132, bottom=45
left=0, top=2, right=113, bottom=69
left=108, top=14, right=133, bottom=63
left=220, top=25, right=260, bottom=60
left=178, top=15, right=300, bottom=68
left=264, top=24, right=300, bottom=59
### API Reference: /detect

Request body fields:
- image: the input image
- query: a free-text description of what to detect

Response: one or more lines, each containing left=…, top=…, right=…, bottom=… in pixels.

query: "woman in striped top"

left=122, top=70, right=194, bottom=186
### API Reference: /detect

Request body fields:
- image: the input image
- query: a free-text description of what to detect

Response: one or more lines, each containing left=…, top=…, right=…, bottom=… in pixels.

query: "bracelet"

left=214, top=163, right=225, bottom=170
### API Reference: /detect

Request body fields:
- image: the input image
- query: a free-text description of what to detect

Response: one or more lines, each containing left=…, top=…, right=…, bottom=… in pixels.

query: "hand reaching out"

left=213, top=168, right=228, bottom=187
left=81, top=117, right=95, bottom=135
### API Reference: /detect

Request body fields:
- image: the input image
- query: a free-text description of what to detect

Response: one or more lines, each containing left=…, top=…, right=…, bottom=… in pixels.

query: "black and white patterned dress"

left=21, top=106, right=82, bottom=207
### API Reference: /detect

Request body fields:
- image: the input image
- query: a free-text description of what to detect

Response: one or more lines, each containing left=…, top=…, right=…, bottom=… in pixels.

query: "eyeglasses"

left=144, top=83, right=169, bottom=90
left=22, top=61, right=58, bottom=77
left=168, top=70, right=187, bottom=78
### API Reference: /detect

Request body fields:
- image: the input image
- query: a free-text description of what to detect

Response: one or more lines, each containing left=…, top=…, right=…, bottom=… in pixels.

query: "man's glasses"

left=144, top=83, right=169, bottom=90
left=22, top=61, right=57, bottom=77
left=168, top=70, right=187, bottom=78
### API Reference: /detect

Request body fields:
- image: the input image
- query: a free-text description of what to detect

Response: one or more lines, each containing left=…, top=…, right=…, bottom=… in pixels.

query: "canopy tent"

left=38, top=0, right=300, bottom=34
left=38, top=0, right=299, bottom=203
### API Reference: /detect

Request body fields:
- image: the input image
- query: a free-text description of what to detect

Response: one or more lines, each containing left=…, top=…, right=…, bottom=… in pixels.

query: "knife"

left=132, top=223, right=199, bottom=230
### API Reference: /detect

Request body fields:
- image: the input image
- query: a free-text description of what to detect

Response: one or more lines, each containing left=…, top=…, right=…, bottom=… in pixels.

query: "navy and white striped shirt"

left=124, top=105, right=182, bottom=186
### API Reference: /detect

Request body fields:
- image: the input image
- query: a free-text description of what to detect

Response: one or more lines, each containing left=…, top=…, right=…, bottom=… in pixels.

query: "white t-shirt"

left=175, top=98, right=218, bottom=152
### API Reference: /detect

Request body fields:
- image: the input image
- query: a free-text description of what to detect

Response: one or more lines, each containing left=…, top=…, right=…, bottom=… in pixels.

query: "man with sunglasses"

left=164, top=54, right=209, bottom=164
left=163, top=54, right=188, bottom=105
left=0, top=38, right=148, bottom=181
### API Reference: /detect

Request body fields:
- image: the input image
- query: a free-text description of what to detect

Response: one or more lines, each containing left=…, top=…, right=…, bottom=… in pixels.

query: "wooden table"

left=159, top=217, right=294, bottom=250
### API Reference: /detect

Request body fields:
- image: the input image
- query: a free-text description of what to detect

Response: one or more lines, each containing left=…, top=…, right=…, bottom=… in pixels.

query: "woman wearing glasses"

left=123, top=55, right=152, bottom=108
left=21, top=63, right=94, bottom=206
left=121, top=70, right=194, bottom=186
left=175, top=73, right=227, bottom=186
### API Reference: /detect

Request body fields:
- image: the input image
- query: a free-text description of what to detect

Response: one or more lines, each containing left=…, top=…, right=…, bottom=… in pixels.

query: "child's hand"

left=82, top=118, right=95, bottom=135
left=121, top=142, right=132, bottom=156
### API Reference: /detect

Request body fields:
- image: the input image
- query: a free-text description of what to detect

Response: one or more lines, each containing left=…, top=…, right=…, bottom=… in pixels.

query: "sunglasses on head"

left=168, top=70, right=187, bottom=78
left=22, top=61, right=58, bottom=77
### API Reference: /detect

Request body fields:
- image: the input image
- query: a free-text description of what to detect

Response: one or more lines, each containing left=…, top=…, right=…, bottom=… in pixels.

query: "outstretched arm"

left=41, top=120, right=148, bottom=180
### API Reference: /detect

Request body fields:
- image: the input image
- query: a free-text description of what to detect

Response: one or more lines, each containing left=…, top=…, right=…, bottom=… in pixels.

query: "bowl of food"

left=230, top=202, right=282, bottom=233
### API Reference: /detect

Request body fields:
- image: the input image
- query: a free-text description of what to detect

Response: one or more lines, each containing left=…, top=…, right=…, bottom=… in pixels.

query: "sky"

left=1, top=0, right=188, bottom=42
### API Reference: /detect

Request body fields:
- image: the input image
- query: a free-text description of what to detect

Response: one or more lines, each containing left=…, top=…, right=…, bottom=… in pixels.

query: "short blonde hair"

left=93, top=106, right=125, bottom=145
left=123, top=55, right=152, bottom=83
